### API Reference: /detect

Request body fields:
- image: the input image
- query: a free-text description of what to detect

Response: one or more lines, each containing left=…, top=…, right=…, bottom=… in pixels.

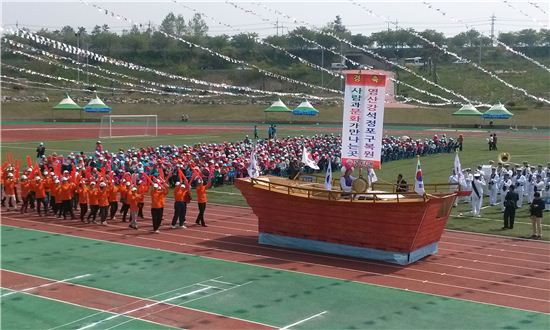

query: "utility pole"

left=490, top=14, right=496, bottom=46
left=276, top=18, right=279, bottom=36
left=321, top=48, right=324, bottom=87
left=76, top=32, right=80, bottom=85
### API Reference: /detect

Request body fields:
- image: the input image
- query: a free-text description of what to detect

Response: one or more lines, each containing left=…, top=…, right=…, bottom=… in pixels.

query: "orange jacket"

left=76, top=186, right=89, bottom=204
left=45, top=177, right=54, bottom=192
left=88, top=188, right=99, bottom=205
left=127, top=191, right=141, bottom=211
left=20, top=181, right=31, bottom=197
left=59, top=183, right=73, bottom=201
left=33, top=181, right=47, bottom=199
left=118, top=185, right=128, bottom=202
left=3, top=179, right=15, bottom=195
left=137, top=184, right=148, bottom=202
left=173, top=186, right=189, bottom=202
left=97, top=188, right=110, bottom=207
left=108, top=185, right=118, bottom=202
left=151, top=187, right=168, bottom=209
left=196, top=182, right=211, bottom=203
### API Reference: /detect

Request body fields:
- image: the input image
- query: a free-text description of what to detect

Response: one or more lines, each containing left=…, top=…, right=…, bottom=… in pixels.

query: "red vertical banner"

left=341, top=72, right=386, bottom=169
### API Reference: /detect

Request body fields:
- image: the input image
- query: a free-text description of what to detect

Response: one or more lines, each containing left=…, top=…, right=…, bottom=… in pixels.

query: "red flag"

left=158, top=166, right=165, bottom=181
left=26, top=155, right=32, bottom=168
left=177, top=168, right=184, bottom=182
left=55, top=163, right=62, bottom=177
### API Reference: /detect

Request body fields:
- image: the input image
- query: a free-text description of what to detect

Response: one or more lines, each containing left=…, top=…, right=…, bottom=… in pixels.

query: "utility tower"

left=490, top=14, right=496, bottom=46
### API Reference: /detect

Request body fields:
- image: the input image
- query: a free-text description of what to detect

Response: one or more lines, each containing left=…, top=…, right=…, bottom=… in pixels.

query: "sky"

left=2, top=1, right=549, bottom=38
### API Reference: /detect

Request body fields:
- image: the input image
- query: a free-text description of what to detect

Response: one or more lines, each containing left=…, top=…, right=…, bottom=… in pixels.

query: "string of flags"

left=422, top=1, right=550, bottom=73
left=350, top=0, right=550, bottom=105
left=252, top=2, right=478, bottom=105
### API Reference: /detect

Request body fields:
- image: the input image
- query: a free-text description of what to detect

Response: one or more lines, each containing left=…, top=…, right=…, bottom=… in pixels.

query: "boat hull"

left=235, top=177, right=457, bottom=265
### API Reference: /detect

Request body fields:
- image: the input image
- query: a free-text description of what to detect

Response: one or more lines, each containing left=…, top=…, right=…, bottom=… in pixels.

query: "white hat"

left=43, top=171, right=49, bottom=175
left=90, top=181, right=96, bottom=185
left=100, top=182, right=106, bottom=187
left=175, top=181, right=181, bottom=186
left=63, top=170, right=69, bottom=174
left=21, top=175, right=27, bottom=180
left=97, top=140, right=102, bottom=144
left=125, top=181, right=131, bottom=186
left=131, top=187, right=137, bottom=191
left=474, top=173, right=481, bottom=177
left=62, top=177, right=68, bottom=181
left=7, top=173, right=13, bottom=177
left=153, top=183, right=159, bottom=188
left=54, top=179, right=60, bottom=184
left=35, top=176, right=42, bottom=181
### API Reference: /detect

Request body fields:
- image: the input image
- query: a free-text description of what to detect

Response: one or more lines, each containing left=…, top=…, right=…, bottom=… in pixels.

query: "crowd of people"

left=382, top=134, right=462, bottom=162
left=2, top=131, right=545, bottom=238
left=450, top=161, right=550, bottom=239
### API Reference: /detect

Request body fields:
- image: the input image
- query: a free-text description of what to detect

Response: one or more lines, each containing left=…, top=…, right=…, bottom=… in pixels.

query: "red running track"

left=2, top=124, right=548, bottom=142
left=1, top=201, right=549, bottom=314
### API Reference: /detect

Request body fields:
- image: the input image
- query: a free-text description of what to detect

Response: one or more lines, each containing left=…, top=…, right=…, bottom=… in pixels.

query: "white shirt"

left=340, top=175, right=355, bottom=193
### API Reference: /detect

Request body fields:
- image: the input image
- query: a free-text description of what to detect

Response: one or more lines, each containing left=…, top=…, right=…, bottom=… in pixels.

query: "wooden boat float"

left=235, top=176, right=460, bottom=265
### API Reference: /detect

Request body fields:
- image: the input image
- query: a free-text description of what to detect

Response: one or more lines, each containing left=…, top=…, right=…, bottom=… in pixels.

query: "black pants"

left=35, top=197, right=47, bottom=216
left=138, top=203, right=144, bottom=218
left=109, top=201, right=118, bottom=219
left=99, top=206, right=109, bottom=222
left=72, top=195, right=79, bottom=210
left=120, top=203, right=130, bottom=221
left=28, top=192, right=35, bottom=209
left=62, top=200, right=75, bottom=219
left=504, top=207, right=516, bottom=228
left=20, top=197, right=29, bottom=213
left=196, top=202, right=206, bottom=226
left=50, top=196, right=56, bottom=214
left=172, top=201, right=187, bottom=226
left=79, top=203, right=88, bottom=221
left=151, top=208, right=164, bottom=231
left=87, top=205, right=99, bottom=221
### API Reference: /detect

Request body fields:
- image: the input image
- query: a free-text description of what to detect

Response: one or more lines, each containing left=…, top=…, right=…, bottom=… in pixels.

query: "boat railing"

left=249, top=177, right=457, bottom=203
left=298, top=174, right=459, bottom=194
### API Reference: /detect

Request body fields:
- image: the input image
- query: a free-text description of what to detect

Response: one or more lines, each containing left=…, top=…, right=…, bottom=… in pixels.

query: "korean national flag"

left=324, top=160, right=332, bottom=190
left=414, top=159, right=425, bottom=196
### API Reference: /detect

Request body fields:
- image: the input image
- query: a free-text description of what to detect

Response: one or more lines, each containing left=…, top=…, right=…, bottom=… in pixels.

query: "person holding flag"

left=470, top=173, right=486, bottom=217
left=194, top=170, right=213, bottom=227
left=414, top=158, right=425, bottom=196
left=247, top=146, right=260, bottom=178
left=302, top=146, right=320, bottom=171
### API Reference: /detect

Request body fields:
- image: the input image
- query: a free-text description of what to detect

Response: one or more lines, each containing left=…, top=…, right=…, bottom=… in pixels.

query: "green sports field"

left=2, top=225, right=549, bottom=329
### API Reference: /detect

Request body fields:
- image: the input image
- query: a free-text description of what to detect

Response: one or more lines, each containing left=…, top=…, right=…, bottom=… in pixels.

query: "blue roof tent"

left=292, top=100, right=319, bottom=116
left=83, top=94, right=112, bottom=113
left=482, top=103, right=513, bottom=119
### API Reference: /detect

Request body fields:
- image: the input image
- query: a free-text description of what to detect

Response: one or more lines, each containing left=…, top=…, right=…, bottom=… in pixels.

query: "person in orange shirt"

left=19, top=175, right=31, bottom=214
left=33, top=176, right=48, bottom=216
left=60, top=177, right=76, bottom=220
left=137, top=180, right=148, bottom=218
left=194, top=175, right=213, bottom=227
left=171, top=180, right=190, bottom=229
left=3, top=173, right=16, bottom=211
left=52, top=179, right=63, bottom=218
left=97, top=182, right=110, bottom=225
left=87, top=182, right=99, bottom=223
left=108, top=181, right=118, bottom=220
left=76, top=181, right=89, bottom=222
left=119, top=181, right=131, bottom=222
left=150, top=182, right=169, bottom=233
left=127, top=187, right=141, bottom=229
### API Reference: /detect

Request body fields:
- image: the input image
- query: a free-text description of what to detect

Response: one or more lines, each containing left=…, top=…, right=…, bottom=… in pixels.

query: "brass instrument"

left=498, top=152, right=510, bottom=163
left=498, top=152, right=520, bottom=167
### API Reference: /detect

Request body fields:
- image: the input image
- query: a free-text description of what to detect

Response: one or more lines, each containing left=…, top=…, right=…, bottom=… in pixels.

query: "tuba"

left=498, top=152, right=510, bottom=163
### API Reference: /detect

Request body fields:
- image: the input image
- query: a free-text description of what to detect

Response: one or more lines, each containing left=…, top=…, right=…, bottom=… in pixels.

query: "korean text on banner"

left=341, top=73, right=386, bottom=169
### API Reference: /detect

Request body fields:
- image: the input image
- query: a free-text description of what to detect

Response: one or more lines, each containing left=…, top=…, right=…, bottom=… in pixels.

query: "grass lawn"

left=1, top=123, right=549, bottom=240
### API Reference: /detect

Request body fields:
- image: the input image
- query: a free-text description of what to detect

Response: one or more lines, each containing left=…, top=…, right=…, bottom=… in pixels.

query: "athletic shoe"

left=181, top=224, right=187, bottom=229
left=154, top=230, right=160, bottom=233
left=171, top=225, right=178, bottom=229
